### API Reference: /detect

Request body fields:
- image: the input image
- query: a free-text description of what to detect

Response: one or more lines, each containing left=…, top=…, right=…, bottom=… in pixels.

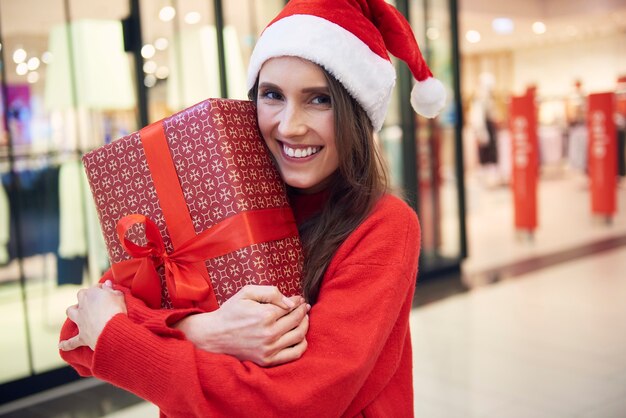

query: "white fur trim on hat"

left=410, top=77, right=446, bottom=119
left=247, top=14, right=396, bottom=132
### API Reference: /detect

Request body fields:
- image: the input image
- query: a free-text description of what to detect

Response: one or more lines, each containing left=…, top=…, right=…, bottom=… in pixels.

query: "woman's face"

left=256, top=56, right=338, bottom=194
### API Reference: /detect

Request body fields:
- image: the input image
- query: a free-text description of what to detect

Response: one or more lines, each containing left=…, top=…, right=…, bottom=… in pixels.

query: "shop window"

left=0, top=0, right=133, bottom=388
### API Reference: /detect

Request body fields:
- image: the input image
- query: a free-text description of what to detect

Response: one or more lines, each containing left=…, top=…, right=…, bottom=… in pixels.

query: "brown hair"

left=250, top=67, right=388, bottom=304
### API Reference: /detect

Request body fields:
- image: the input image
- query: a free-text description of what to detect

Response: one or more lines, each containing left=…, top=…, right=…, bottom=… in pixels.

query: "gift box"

left=82, top=98, right=303, bottom=311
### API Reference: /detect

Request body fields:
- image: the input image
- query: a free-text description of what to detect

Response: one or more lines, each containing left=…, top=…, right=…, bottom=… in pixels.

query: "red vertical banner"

left=509, top=92, right=539, bottom=231
left=587, top=92, right=617, bottom=217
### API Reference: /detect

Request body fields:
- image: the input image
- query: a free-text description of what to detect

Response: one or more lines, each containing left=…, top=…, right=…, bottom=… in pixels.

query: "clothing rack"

left=0, top=148, right=85, bottom=175
left=0, top=147, right=84, bottom=162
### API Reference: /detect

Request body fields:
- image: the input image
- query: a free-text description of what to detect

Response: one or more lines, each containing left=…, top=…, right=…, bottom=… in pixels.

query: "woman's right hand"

left=174, top=285, right=310, bottom=367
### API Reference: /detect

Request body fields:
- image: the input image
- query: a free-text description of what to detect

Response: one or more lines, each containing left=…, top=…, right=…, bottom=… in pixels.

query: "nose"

left=277, top=103, right=307, bottom=138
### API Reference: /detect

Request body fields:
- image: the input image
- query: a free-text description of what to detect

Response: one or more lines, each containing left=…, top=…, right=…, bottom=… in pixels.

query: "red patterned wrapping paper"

left=82, top=98, right=303, bottom=310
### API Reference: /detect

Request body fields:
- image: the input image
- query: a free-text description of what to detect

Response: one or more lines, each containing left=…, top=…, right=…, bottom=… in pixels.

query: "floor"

left=409, top=168, right=626, bottom=418
left=1, top=167, right=625, bottom=417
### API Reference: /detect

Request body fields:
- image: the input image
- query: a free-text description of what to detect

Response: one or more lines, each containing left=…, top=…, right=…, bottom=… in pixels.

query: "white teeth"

left=282, top=143, right=320, bottom=158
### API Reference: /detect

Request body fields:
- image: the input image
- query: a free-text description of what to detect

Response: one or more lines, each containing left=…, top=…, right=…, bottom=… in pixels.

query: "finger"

left=103, top=280, right=123, bottom=295
left=65, top=304, right=79, bottom=322
left=273, top=313, right=309, bottom=350
left=58, top=335, right=85, bottom=351
left=76, top=288, right=87, bottom=305
left=241, top=285, right=301, bottom=309
left=274, top=303, right=308, bottom=334
left=286, top=295, right=306, bottom=310
left=267, top=338, right=308, bottom=366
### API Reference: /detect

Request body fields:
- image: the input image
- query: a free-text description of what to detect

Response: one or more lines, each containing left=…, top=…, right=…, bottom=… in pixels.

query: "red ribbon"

left=111, top=207, right=297, bottom=311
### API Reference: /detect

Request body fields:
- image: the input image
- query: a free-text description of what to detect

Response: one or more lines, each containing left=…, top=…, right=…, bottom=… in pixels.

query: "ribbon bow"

left=110, top=208, right=297, bottom=311
left=111, top=213, right=216, bottom=310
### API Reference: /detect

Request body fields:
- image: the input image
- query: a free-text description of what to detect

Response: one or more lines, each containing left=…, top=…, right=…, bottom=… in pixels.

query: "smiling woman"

left=256, top=57, right=339, bottom=194
left=58, top=0, right=445, bottom=416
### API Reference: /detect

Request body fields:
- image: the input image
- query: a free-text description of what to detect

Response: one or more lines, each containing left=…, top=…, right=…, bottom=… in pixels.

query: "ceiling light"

left=159, top=6, right=176, bottom=22
left=16, top=62, right=28, bottom=75
left=27, top=57, right=40, bottom=71
left=465, top=30, right=481, bottom=43
left=154, top=37, right=169, bottom=51
left=144, top=74, right=157, bottom=88
left=143, top=60, right=157, bottom=74
left=141, top=44, right=156, bottom=59
left=532, top=21, right=546, bottom=34
left=185, top=11, right=201, bottom=25
left=27, top=71, right=39, bottom=84
left=492, top=18, right=514, bottom=34
left=13, top=48, right=27, bottom=64
left=426, top=27, right=440, bottom=40
left=41, top=51, right=53, bottom=63
left=156, top=66, right=170, bottom=79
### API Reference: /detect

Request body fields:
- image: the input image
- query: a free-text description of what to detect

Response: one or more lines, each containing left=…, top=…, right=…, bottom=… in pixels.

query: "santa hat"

left=247, top=0, right=446, bottom=132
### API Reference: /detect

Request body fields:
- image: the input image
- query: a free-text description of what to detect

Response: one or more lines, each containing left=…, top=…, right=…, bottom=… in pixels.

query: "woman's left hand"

left=59, top=280, right=127, bottom=351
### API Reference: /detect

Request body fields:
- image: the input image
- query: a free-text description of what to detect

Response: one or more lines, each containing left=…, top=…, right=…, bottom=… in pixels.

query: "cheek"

left=256, top=106, right=273, bottom=136
left=319, top=116, right=337, bottom=152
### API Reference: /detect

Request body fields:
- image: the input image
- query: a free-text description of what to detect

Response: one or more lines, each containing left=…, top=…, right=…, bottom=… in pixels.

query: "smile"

left=282, top=143, right=321, bottom=158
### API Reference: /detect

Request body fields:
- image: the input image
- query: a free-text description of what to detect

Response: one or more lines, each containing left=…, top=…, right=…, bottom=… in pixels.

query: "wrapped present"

left=82, top=98, right=303, bottom=311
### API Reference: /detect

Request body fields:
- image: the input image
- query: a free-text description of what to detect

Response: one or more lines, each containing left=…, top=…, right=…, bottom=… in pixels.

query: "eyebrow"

left=258, top=82, right=329, bottom=94
left=302, top=86, right=330, bottom=94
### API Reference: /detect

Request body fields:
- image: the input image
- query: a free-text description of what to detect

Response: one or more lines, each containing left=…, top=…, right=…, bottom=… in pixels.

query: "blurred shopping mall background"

left=0, top=0, right=625, bottom=416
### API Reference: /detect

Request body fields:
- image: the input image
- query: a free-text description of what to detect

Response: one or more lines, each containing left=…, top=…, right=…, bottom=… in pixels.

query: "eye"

left=260, top=89, right=283, bottom=101
left=311, top=94, right=331, bottom=107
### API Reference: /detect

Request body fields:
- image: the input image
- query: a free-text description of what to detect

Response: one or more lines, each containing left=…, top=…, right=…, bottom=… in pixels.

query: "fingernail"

left=306, top=304, right=311, bottom=311
left=282, top=296, right=295, bottom=308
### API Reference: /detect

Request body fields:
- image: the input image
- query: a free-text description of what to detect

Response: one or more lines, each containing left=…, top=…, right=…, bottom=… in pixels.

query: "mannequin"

left=469, top=72, right=500, bottom=186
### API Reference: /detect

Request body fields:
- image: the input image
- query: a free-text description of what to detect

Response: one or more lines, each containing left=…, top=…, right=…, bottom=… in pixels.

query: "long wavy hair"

left=250, top=66, right=388, bottom=304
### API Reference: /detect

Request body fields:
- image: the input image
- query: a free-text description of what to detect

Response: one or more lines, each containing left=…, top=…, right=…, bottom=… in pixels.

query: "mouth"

left=280, top=141, right=322, bottom=159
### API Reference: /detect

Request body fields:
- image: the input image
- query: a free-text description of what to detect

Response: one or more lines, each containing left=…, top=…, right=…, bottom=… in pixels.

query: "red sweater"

left=60, top=194, right=420, bottom=417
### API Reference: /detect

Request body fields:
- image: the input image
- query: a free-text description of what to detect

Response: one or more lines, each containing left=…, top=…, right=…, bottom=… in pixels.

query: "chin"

left=284, top=178, right=314, bottom=190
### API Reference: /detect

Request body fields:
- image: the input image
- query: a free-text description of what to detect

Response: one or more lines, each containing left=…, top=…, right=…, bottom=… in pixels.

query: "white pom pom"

left=410, top=77, right=447, bottom=118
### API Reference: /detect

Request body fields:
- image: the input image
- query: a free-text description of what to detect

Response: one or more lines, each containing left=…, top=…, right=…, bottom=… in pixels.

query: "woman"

left=59, top=0, right=445, bottom=416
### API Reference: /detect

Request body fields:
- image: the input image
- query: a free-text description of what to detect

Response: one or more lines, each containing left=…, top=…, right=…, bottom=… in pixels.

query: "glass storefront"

left=379, top=0, right=465, bottom=276
left=0, top=0, right=464, bottom=402
left=0, top=0, right=136, bottom=397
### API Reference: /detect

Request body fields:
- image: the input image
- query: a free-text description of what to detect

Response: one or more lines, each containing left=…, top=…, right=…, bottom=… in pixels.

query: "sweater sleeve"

left=59, top=270, right=202, bottom=376
left=89, top=196, right=420, bottom=417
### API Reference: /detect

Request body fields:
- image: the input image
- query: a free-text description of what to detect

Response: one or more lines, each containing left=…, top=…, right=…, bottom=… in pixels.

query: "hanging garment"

left=477, top=118, right=499, bottom=165
left=56, top=255, right=86, bottom=285
left=3, top=166, right=60, bottom=259
left=58, top=160, right=87, bottom=258
left=567, top=124, right=588, bottom=173
left=58, top=159, right=109, bottom=284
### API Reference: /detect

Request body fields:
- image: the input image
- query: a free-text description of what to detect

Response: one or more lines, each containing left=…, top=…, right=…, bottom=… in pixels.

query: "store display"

left=510, top=91, right=539, bottom=232
left=587, top=92, right=617, bottom=217
left=82, top=98, right=303, bottom=311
